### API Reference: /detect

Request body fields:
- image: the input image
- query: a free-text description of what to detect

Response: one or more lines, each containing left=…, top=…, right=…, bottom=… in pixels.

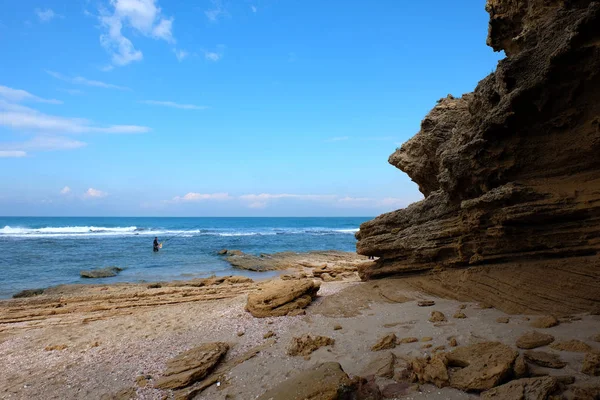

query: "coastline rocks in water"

left=582, top=352, right=600, bottom=376
left=256, top=362, right=354, bottom=400
left=550, top=340, right=593, bottom=353
left=524, top=351, right=567, bottom=369
left=354, top=0, right=600, bottom=315
left=80, top=267, right=123, bottom=279
left=226, top=250, right=368, bottom=272
left=155, top=342, right=228, bottom=390
left=12, top=288, right=45, bottom=298
left=245, top=279, right=320, bottom=318
left=516, top=331, right=555, bottom=350
left=371, top=333, right=397, bottom=351
left=480, top=377, right=557, bottom=400
left=287, top=334, right=334, bottom=356
left=530, top=316, right=559, bottom=329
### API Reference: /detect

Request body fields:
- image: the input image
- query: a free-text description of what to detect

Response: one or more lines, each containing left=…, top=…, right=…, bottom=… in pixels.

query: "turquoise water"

left=0, top=217, right=369, bottom=298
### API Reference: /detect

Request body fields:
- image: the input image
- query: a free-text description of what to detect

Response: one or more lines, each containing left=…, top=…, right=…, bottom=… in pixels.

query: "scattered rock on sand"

left=155, top=342, right=228, bottom=390
left=524, top=351, right=567, bottom=369
left=371, top=333, right=397, bottom=351
left=101, top=387, right=137, bottom=400
left=381, top=382, right=411, bottom=398
left=582, top=352, right=600, bottom=376
left=400, top=337, right=419, bottom=344
left=449, top=338, right=458, bottom=347
left=44, top=344, right=67, bottom=351
left=516, top=331, right=555, bottom=349
left=409, top=354, right=449, bottom=388
left=333, top=324, right=342, bottom=331
left=453, top=311, right=467, bottom=319
left=550, top=340, right=593, bottom=353
left=287, top=334, right=334, bottom=356
left=237, top=331, right=244, bottom=337
left=446, top=342, right=518, bottom=391
left=530, top=315, right=559, bottom=329
left=593, top=334, right=600, bottom=343
left=480, top=377, right=557, bottom=400
left=80, top=267, right=123, bottom=279
left=496, top=317, right=509, bottom=324
left=263, top=331, right=275, bottom=339
left=245, top=279, right=320, bottom=318
left=257, top=362, right=353, bottom=400
left=421, top=337, right=433, bottom=342
left=422, top=344, right=433, bottom=349
left=418, top=300, right=435, bottom=307
left=429, top=311, right=446, bottom=322
left=514, top=355, right=529, bottom=378
left=360, top=352, right=396, bottom=378
left=12, top=288, right=45, bottom=298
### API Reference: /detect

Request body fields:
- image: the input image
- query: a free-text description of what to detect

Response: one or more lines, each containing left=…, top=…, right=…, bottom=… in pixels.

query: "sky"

left=0, top=0, right=504, bottom=217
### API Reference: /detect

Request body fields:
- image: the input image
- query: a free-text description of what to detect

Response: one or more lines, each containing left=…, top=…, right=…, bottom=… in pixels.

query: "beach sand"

left=1, top=270, right=599, bottom=399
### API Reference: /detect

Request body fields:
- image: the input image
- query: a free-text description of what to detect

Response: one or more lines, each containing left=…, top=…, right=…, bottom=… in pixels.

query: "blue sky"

left=0, top=0, right=503, bottom=217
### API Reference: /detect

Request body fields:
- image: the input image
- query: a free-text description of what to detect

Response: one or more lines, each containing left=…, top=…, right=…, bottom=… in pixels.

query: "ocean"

left=0, top=217, right=370, bottom=299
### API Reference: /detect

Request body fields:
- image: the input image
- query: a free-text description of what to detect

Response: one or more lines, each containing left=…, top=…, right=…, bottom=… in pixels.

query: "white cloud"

left=0, top=151, right=26, bottom=158
left=59, top=88, right=85, bottom=95
left=173, top=49, right=189, bottom=61
left=248, top=201, right=267, bottom=209
left=205, top=0, right=227, bottom=22
left=251, top=5, right=257, bottom=13
left=172, top=192, right=231, bottom=202
left=100, top=65, right=115, bottom=72
left=325, top=136, right=349, bottom=142
left=0, top=136, right=87, bottom=151
left=60, top=186, right=71, bottom=195
left=84, top=188, right=108, bottom=198
left=35, top=8, right=60, bottom=22
left=0, top=85, right=62, bottom=104
left=141, top=100, right=208, bottom=110
left=204, top=51, right=221, bottom=62
left=46, top=70, right=130, bottom=90
left=99, top=0, right=175, bottom=67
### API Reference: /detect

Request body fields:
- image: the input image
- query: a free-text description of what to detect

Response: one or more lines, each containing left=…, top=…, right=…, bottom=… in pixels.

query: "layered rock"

left=356, top=0, right=600, bottom=312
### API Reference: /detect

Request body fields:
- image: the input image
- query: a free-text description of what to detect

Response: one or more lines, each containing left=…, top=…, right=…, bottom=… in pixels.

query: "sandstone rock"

left=480, top=377, right=557, bottom=400
left=524, top=351, right=566, bottom=369
left=245, top=279, right=320, bottom=318
left=433, top=345, right=446, bottom=352
left=237, top=331, right=244, bottom=337
left=514, top=355, right=528, bottom=379
left=409, top=354, right=449, bottom=388
left=155, top=343, right=228, bottom=390
left=100, top=387, right=137, bottom=400
left=446, top=342, right=518, bottom=391
left=320, top=273, right=336, bottom=282
left=421, top=337, right=433, bottom=342
left=217, top=249, right=228, bottom=255
left=593, top=334, right=600, bottom=343
left=381, top=382, right=411, bottom=398
left=263, top=331, right=275, bottom=339
left=333, top=324, right=342, bottom=331
left=360, top=352, right=396, bottom=379
left=496, top=317, right=509, bottom=324
left=12, top=288, right=44, bottom=298
left=80, top=267, right=123, bottom=279
left=422, top=344, right=433, bottom=349
left=44, top=344, right=67, bottom=351
left=429, top=311, right=446, bottom=322
left=453, top=311, right=467, bottom=319
left=287, top=334, right=334, bottom=356
left=516, top=331, right=555, bottom=349
left=418, top=300, right=435, bottom=307
left=449, top=338, right=458, bottom=347
left=530, top=316, right=559, bottom=329
left=354, top=0, right=600, bottom=316
left=256, top=362, right=354, bottom=400
left=371, top=333, right=397, bottom=351
left=582, top=352, right=600, bottom=376
left=550, top=340, right=593, bottom=353
left=400, top=337, right=419, bottom=344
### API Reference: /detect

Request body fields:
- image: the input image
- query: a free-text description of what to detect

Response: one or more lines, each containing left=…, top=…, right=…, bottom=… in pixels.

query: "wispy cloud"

left=0, top=136, right=87, bottom=151
left=204, top=51, right=221, bottom=62
left=59, top=88, right=84, bottom=96
left=173, top=49, right=189, bottom=61
left=100, top=65, right=115, bottom=72
left=325, top=136, right=349, bottom=143
left=46, top=70, right=130, bottom=90
left=0, top=151, right=27, bottom=158
left=60, top=186, right=71, bottom=195
left=99, top=0, right=175, bottom=67
left=84, top=188, right=108, bottom=198
left=0, top=85, right=62, bottom=104
left=171, top=192, right=231, bottom=202
left=35, top=8, right=61, bottom=22
left=205, top=0, right=227, bottom=22
left=141, top=100, right=208, bottom=110
left=251, top=5, right=257, bottom=13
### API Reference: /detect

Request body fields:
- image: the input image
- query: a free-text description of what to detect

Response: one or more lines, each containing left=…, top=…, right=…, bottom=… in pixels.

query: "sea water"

left=0, top=217, right=370, bottom=298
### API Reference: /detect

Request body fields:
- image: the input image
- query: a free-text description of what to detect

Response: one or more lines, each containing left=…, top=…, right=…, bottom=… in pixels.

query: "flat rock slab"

left=246, top=279, right=320, bottom=318
left=360, top=352, right=396, bottom=378
left=287, top=334, right=334, bottom=356
left=481, top=377, right=557, bottom=400
left=155, top=342, right=229, bottom=390
left=80, top=267, right=123, bottom=279
left=371, top=333, right=397, bottom=351
left=516, top=331, right=555, bottom=349
left=446, top=342, right=518, bottom=391
left=418, top=300, right=435, bottom=307
left=524, top=351, right=566, bottom=369
left=550, top=340, right=593, bottom=353
left=530, top=316, right=559, bottom=329
left=256, top=362, right=354, bottom=400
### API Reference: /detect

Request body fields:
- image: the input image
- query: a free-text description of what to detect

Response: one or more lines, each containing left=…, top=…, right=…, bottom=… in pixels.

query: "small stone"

left=44, top=344, right=67, bottom=351
left=593, top=334, right=600, bottom=343
left=516, top=331, right=555, bottom=349
left=287, top=334, right=335, bottom=356
left=496, top=317, right=509, bottom=324
left=333, top=324, right=342, bottom=331
left=429, top=311, right=446, bottom=323
left=513, top=355, right=528, bottom=378
left=433, top=346, right=446, bottom=352
left=237, top=331, right=244, bottom=337
left=136, top=375, right=149, bottom=388
left=530, top=316, right=559, bottom=329
left=400, top=337, right=419, bottom=344
left=263, top=331, right=275, bottom=339
left=422, top=344, right=433, bottom=349
left=478, top=303, right=493, bottom=309
left=550, top=340, right=592, bottom=353
left=421, top=337, right=433, bottom=342
left=372, top=333, right=397, bottom=351
left=582, top=352, right=600, bottom=376
left=459, top=304, right=467, bottom=309
left=453, top=311, right=467, bottom=319
left=449, top=338, right=458, bottom=347
left=417, top=300, right=435, bottom=307
left=524, top=351, right=567, bottom=369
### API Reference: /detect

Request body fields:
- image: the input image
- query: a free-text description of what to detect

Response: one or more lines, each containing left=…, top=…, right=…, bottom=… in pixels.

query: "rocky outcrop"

left=80, top=267, right=123, bottom=279
left=355, top=0, right=600, bottom=313
left=245, top=279, right=320, bottom=318
left=223, top=250, right=368, bottom=272
left=287, top=334, right=335, bottom=356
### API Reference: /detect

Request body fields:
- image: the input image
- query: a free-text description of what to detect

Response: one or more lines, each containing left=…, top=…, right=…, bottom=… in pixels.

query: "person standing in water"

left=153, top=237, right=160, bottom=252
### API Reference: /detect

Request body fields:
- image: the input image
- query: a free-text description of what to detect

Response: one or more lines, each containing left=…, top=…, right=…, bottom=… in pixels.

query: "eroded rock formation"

left=356, top=0, right=600, bottom=312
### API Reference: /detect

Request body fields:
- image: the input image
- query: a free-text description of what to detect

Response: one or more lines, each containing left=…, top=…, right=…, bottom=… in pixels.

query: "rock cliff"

left=356, top=0, right=600, bottom=312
